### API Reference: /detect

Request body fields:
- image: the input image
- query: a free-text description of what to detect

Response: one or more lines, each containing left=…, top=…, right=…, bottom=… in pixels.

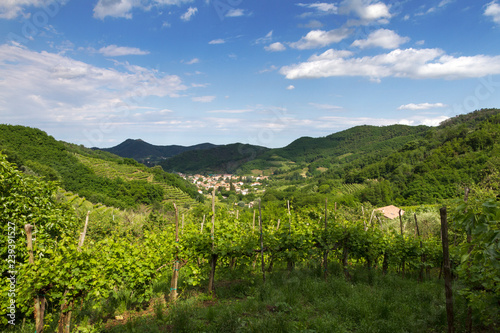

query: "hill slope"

left=98, top=139, right=217, bottom=165
left=159, top=143, right=270, bottom=174
left=239, top=124, right=429, bottom=176
left=0, top=125, right=203, bottom=208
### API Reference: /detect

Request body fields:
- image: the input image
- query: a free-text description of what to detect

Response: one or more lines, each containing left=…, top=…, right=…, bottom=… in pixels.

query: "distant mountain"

left=159, top=143, right=270, bottom=174
left=97, top=139, right=218, bottom=165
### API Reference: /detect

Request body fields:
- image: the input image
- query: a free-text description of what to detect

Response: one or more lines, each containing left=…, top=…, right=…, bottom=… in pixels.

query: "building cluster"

left=179, top=173, right=269, bottom=195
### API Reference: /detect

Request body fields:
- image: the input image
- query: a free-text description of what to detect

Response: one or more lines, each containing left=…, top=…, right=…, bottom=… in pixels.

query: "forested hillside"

left=159, top=143, right=269, bottom=174
left=0, top=125, right=203, bottom=208
left=260, top=108, right=500, bottom=207
left=98, top=139, right=217, bottom=165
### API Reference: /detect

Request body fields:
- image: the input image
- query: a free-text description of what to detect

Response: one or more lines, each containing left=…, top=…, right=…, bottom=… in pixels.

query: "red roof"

left=374, top=205, right=404, bottom=219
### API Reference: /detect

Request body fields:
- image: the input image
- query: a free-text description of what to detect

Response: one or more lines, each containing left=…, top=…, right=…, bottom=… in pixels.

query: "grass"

left=93, top=263, right=475, bottom=333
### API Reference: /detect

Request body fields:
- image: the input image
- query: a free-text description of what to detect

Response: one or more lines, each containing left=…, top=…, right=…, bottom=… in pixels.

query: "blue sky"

left=1, top=0, right=500, bottom=148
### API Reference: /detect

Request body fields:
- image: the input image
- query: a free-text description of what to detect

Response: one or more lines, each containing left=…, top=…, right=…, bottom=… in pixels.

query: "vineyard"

left=340, top=183, right=366, bottom=194
left=75, top=154, right=196, bottom=208
left=1, top=153, right=499, bottom=332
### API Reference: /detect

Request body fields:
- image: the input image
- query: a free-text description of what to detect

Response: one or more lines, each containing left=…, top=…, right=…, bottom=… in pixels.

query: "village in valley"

left=179, top=173, right=269, bottom=197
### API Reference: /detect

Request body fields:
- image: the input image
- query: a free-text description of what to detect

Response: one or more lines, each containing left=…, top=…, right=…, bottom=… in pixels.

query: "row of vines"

left=1, top=153, right=499, bottom=331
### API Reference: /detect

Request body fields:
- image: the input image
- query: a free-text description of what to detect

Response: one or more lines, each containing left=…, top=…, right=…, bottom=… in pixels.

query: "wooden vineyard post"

left=362, top=206, right=367, bottom=231
left=252, top=209, right=256, bottom=233
left=170, top=204, right=180, bottom=301
left=25, top=224, right=46, bottom=333
left=399, top=209, right=404, bottom=235
left=259, top=200, right=266, bottom=283
left=208, top=188, right=218, bottom=295
left=440, top=207, right=455, bottom=333
left=58, top=211, right=90, bottom=333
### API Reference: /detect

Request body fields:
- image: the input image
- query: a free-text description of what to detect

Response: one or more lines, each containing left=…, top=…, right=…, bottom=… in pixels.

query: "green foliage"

left=451, top=195, right=500, bottom=328
left=0, top=125, right=202, bottom=208
left=159, top=143, right=269, bottom=174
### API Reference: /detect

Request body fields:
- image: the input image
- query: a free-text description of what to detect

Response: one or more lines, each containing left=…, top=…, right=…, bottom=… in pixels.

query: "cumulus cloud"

left=339, top=0, right=392, bottom=24
left=398, top=103, right=447, bottom=110
left=484, top=1, right=500, bottom=24
left=181, top=6, right=198, bottom=21
left=0, top=0, right=68, bottom=19
left=298, top=2, right=338, bottom=13
left=398, top=115, right=449, bottom=126
left=226, top=8, right=247, bottom=17
left=94, top=0, right=137, bottom=19
left=99, top=45, right=150, bottom=56
left=265, top=42, right=286, bottom=52
left=351, top=29, right=409, bottom=49
left=280, top=48, right=500, bottom=80
left=0, top=43, right=187, bottom=140
left=297, top=2, right=338, bottom=16
left=289, top=28, right=351, bottom=49
left=93, top=0, right=193, bottom=20
left=286, top=85, right=295, bottom=90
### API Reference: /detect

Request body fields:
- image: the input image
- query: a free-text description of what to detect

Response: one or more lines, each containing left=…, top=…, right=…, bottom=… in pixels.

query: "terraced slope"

left=75, top=154, right=196, bottom=207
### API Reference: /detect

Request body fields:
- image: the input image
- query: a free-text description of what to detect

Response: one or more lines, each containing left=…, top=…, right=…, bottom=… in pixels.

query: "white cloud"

left=93, top=0, right=193, bottom=20
left=226, top=8, right=246, bottom=17
left=286, top=85, right=295, bottom=90
left=398, top=103, right=447, bottom=110
left=99, top=45, right=150, bottom=56
left=94, top=0, right=136, bottom=19
left=298, top=2, right=338, bottom=14
left=0, top=0, right=67, bottom=19
left=258, top=65, right=278, bottom=73
left=181, top=6, right=197, bottom=21
left=255, top=30, right=273, bottom=44
left=0, top=43, right=187, bottom=142
left=185, top=58, right=200, bottom=64
left=484, top=1, right=500, bottom=24
left=351, top=29, right=409, bottom=49
left=339, top=0, right=392, bottom=24
left=192, top=95, right=216, bottom=102
left=289, top=28, right=351, bottom=49
left=209, top=39, right=225, bottom=44
left=265, top=42, right=286, bottom=52
left=398, top=115, right=449, bottom=126
left=280, top=48, right=500, bottom=80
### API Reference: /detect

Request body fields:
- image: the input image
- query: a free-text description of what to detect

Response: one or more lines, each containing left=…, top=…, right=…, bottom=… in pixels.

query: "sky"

left=1, top=0, right=500, bottom=149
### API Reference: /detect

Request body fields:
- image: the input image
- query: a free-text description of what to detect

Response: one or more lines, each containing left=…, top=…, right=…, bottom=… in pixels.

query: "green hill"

left=262, top=108, right=500, bottom=207
left=98, top=139, right=217, bottom=165
left=159, top=143, right=270, bottom=174
left=241, top=124, right=429, bottom=175
left=0, top=125, right=202, bottom=209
